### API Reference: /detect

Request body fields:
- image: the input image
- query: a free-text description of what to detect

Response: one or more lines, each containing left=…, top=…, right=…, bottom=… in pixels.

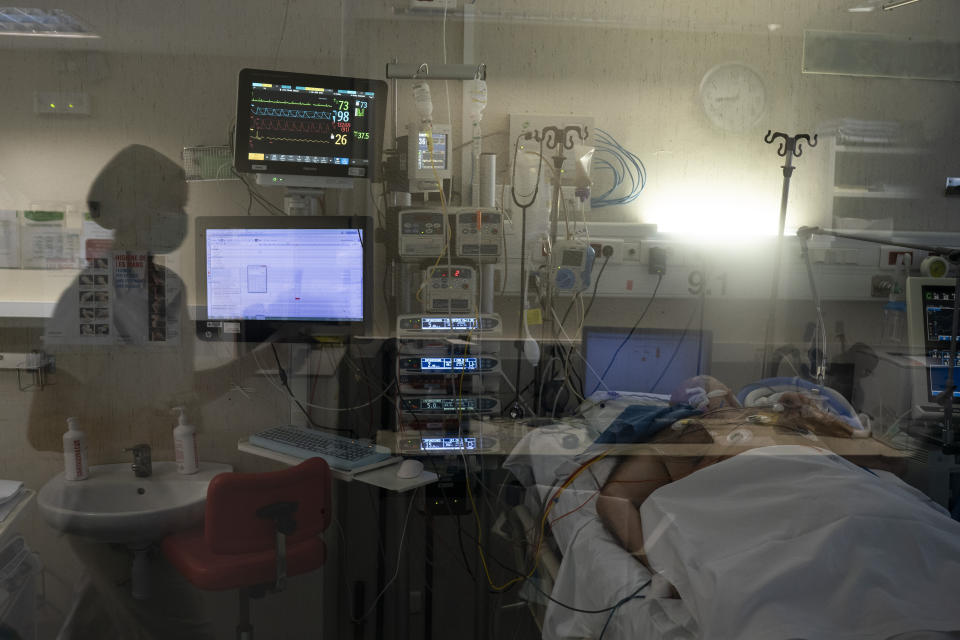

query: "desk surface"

left=377, top=419, right=910, bottom=461
left=237, top=440, right=438, bottom=493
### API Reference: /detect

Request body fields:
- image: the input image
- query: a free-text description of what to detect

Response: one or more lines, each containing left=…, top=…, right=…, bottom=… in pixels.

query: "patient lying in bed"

left=596, top=375, right=893, bottom=567
left=592, top=376, right=960, bottom=639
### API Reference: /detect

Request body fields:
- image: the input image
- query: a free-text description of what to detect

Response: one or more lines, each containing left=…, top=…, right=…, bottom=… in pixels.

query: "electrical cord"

left=649, top=301, right=701, bottom=392
left=352, top=488, right=420, bottom=623
left=251, top=342, right=397, bottom=413
left=269, top=344, right=354, bottom=435
left=582, top=254, right=612, bottom=321
left=590, top=128, right=647, bottom=209
left=598, top=580, right=652, bottom=639
left=590, top=274, right=663, bottom=396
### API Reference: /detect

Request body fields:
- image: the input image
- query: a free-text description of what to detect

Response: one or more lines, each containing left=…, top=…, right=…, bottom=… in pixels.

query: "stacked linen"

left=0, top=480, right=24, bottom=524
left=817, top=118, right=920, bottom=146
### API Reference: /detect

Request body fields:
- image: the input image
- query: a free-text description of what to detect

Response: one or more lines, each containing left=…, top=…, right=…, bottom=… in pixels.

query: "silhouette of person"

left=28, top=145, right=217, bottom=639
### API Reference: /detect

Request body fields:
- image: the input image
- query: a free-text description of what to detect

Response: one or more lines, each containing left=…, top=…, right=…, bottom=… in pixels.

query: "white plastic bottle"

left=172, top=407, right=199, bottom=475
left=62, top=417, right=89, bottom=481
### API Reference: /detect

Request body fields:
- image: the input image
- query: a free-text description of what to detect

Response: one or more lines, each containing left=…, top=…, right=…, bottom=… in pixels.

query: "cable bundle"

left=590, top=128, right=647, bottom=208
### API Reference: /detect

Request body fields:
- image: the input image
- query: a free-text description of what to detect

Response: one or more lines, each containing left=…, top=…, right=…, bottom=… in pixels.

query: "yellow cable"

left=466, top=442, right=612, bottom=592
left=415, top=125, right=452, bottom=303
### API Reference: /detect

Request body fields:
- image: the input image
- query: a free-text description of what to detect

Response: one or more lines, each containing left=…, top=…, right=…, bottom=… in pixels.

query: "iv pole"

left=797, top=225, right=960, bottom=455
left=759, top=130, right=818, bottom=378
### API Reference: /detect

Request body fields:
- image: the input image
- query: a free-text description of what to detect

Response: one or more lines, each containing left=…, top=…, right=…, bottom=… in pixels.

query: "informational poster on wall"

left=81, top=212, right=114, bottom=267
left=0, top=210, right=18, bottom=269
left=20, top=209, right=80, bottom=269
left=44, top=252, right=181, bottom=347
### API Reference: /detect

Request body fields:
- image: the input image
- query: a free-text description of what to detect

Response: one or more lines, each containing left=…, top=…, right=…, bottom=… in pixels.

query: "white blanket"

left=642, top=445, right=960, bottom=640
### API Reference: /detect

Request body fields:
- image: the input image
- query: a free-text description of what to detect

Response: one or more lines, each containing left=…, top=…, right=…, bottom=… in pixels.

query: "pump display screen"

left=420, top=317, right=479, bottom=331
left=420, top=357, right=479, bottom=371
left=562, top=249, right=584, bottom=266
left=922, top=286, right=957, bottom=342
left=919, top=284, right=960, bottom=401
left=420, top=397, right=476, bottom=411
left=420, top=437, right=478, bottom=451
left=417, top=131, right=448, bottom=170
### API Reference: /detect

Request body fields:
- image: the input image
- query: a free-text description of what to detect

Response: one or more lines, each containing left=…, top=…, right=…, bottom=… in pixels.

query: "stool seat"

left=160, top=457, right=332, bottom=639
left=162, top=526, right=325, bottom=591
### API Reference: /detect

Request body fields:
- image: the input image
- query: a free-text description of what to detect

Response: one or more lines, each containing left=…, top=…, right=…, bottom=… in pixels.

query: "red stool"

left=162, top=458, right=331, bottom=640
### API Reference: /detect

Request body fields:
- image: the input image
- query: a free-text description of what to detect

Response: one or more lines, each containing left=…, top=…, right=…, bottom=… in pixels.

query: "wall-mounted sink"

left=38, top=461, right=232, bottom=544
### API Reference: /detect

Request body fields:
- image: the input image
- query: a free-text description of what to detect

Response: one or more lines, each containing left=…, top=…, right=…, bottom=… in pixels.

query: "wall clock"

left=699, top=63, right=767, bottom=133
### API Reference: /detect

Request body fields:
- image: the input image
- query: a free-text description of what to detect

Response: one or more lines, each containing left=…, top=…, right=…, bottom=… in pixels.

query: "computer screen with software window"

left=582, top=326, right=712, bottom=397
left=196, top=216, right=371, bottom=341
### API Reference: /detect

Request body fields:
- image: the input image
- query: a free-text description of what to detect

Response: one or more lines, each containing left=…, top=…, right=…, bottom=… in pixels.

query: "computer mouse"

left=396, top=459, right=424, bottom=479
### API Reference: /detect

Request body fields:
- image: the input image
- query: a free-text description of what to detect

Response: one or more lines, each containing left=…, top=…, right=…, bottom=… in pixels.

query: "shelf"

left=834, top=186, right=921, bottom=199
left=834, top=145, right=929, bottom=155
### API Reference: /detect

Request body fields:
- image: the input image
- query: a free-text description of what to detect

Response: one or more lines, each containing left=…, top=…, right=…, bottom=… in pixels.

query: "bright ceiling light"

left=847, top=5, right=876, bottom=12
left=0, top=8, right=99, bottom=38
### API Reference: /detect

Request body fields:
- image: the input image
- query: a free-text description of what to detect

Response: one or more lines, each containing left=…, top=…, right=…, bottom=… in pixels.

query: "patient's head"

left=86, top=145, right=188, bottom=253
left=670, top=375, right=741, bottom=411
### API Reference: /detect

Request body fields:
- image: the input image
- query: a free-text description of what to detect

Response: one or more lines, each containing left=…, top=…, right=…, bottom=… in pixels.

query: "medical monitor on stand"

left=582, top=327, right=712, bottom=397
left=905, top=277, right=960, bottom=420
left=195, top=216, right=372, bottom=342
left=233, top=68, right=387, bottom=190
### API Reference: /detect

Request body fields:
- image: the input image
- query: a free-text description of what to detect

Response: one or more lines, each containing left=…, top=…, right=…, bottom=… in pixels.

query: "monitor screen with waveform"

left=234, top=68, right=387, bottom=187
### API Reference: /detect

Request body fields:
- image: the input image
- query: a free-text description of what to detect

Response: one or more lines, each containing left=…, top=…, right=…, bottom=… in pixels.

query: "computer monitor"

left=906, top=277, right=960, bottom=412
left=195, top=216, right=372, bottom=341
left=233, top=68, right=387, bottom=189
left=582, top=326, right=712, bottom=397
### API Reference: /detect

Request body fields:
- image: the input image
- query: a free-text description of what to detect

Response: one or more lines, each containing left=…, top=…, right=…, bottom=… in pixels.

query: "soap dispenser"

left=172, top=407, right=199, bottom=475
left=63, top=417, right=89, bottom=481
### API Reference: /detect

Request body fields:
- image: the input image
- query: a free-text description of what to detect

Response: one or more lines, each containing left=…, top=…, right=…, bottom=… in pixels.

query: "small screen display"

left=450, top=317, right=478, bottom=330
left=419, top=397, right=477, bottom=412
left=923, top=286, right=957, bottom=342
left=420, top=437, right=478, bottom=451
left=562, top=249, right=583, bottom=266
left=417, top=131, right=448, bottom=170
left=419, top=316, right=478, bottom=331
left=432, top=268, right=471, bottom=279
left=420, top=357, right=478, bottom=371
left=421, top=318, right=451, bottom=330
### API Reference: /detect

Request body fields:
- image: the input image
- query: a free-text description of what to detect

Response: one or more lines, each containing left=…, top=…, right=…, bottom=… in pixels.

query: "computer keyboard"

left=249, top=425, right=392, bottom=472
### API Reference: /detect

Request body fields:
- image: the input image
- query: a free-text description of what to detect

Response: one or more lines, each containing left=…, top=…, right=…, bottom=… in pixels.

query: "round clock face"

left=699, top=63, right=767, bottom=133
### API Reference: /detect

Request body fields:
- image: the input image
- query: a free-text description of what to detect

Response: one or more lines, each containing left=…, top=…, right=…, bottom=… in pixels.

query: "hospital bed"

left=502, top=382, right=960, bottom=640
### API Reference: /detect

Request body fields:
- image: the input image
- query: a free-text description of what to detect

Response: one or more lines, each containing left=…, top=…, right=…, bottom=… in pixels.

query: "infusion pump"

left=423, top=264, right=475, bottom=313
left=550, top=239, right=595, bottom=293
left=398, top=209, right=448, bottom=259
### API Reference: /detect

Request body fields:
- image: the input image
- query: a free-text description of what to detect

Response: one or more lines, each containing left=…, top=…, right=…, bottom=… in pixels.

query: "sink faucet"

left=123, top=444, right=152, bottom=477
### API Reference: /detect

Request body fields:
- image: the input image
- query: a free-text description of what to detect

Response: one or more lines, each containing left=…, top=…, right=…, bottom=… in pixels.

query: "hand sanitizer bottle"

left=172, top=407, right=199, bottom=475
left=63, top=417, right=89, bottom=481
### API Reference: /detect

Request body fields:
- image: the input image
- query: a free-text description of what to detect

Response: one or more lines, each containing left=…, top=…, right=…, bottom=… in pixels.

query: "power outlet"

left=622, top=242, right=642, bottom=262
left=588, top=238, right=624, bottom=264
left=879, top=245, right=924, bottom=269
